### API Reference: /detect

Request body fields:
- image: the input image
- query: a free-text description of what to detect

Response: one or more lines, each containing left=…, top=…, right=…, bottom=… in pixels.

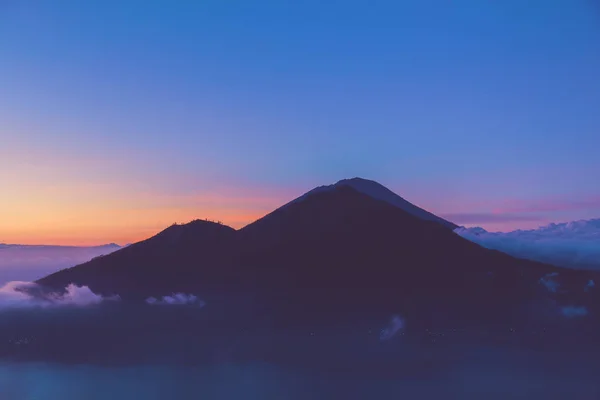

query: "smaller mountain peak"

left=155, top=218, right=235, bottom=242
left=169, top=219, right=226, bottom=228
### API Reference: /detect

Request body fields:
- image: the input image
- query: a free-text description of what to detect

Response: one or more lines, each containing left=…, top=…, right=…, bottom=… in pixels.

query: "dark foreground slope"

left=38, top=185, right=597, bottom=329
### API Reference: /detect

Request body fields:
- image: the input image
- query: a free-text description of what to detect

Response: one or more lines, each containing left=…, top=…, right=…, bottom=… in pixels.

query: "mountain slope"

left=39, top=220, right=238, bottom=299
left=37, top=184, right=597, bottom=329
left=238, top=186, right=593, bottom=324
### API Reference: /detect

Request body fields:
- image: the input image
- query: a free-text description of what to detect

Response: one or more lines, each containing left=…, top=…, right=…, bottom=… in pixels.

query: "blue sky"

left=1, top=0, right=599, bottom=244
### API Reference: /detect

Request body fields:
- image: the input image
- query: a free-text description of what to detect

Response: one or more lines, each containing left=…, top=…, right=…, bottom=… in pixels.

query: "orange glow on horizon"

left=0, top=209, right=272, bottom=246
left=0, top=175, right=293, bottom=246
left=0, top=141, right=304, bottom=246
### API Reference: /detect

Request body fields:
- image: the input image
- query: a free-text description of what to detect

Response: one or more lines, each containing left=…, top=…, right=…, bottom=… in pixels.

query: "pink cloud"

left=440, top=195, right=600, bottom=232
left=441, top=213, right=544, bottom=225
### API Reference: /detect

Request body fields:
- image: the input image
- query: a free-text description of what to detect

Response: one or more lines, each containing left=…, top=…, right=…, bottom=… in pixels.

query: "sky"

left=1, top=0, right=599, bottom=245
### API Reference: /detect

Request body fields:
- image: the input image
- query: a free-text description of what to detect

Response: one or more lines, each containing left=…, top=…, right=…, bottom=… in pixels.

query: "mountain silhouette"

left=40, top=219, right=238, bottom=299
left=38, top=179, right=597, bottom=328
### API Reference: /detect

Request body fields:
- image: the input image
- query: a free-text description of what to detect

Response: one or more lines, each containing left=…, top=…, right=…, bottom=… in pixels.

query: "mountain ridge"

left=37, top=179, right=598, bottom=329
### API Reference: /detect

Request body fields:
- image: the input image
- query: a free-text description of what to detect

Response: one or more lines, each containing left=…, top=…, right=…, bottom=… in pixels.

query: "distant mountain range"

left=38, top=178, right=598, bottom=328
left=0, top=243, right=121, bottom=285
left=0, top=243, right=121, bottom=250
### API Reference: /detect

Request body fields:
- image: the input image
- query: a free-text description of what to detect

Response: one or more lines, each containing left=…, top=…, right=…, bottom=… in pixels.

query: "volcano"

left=38, top=178, right=597, bottom=327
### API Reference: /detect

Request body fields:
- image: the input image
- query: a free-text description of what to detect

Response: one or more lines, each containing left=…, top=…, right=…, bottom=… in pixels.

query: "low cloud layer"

left=539, top=272, right=562, bottom=293
left=0, top=281, right=119, bottom=309
left=146, top=293, right=205, bottom=307
left=455, top=219, right=600, bottom=270
left=0, top=244, right=121, bottom=285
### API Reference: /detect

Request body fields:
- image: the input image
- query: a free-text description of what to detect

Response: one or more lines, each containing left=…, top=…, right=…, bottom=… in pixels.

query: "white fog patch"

left=57, top=284, right=120, bottom=306
left=455, top=219, right=600, bottom=269
left=146, top=293, right=205, bottom=307
left=0, top=281, right=38, bottom=308
left=379, top=315, right=405, bottom=341
left=539, top=273, right=561, bottom=293
left=560, top=306, right=589, bottom=318
left=585, top=280, right=595, bottom=292
left=0, top=281, right=119, bottom=309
